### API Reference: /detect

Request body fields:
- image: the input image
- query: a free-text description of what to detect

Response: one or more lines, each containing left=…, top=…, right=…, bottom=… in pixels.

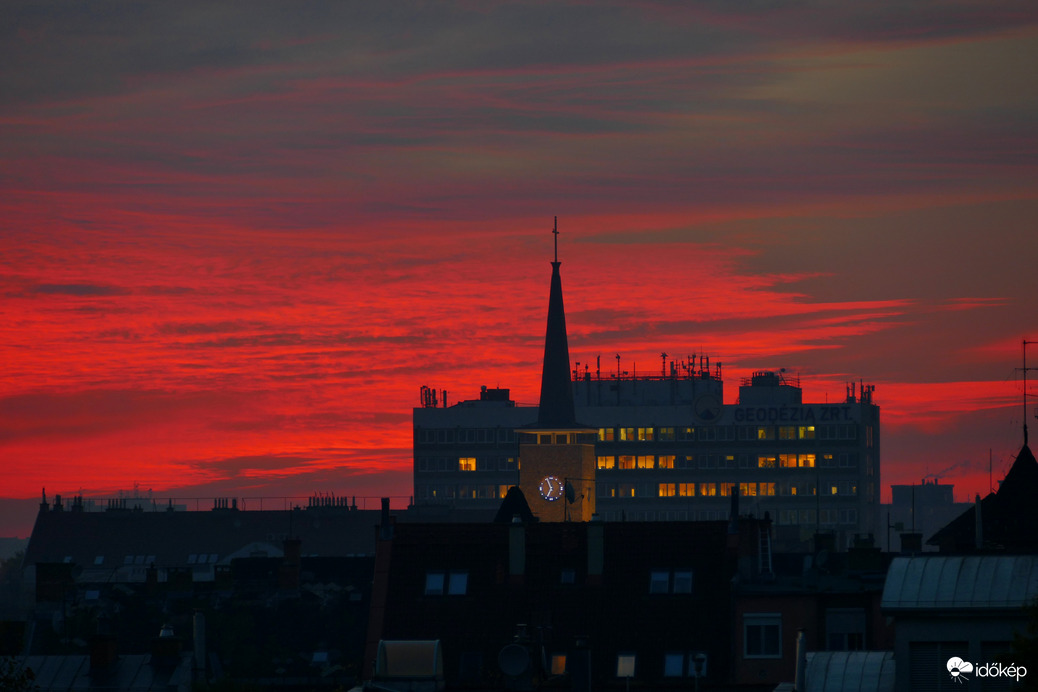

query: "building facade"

left=413, top=369, right=880, bottom=548
left=413, top=230, right=880, bottom=546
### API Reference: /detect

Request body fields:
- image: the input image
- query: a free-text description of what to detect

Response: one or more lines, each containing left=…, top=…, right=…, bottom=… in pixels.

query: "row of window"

left=418, top=484, right=513, bottom=500
left=596, top=452, right=857, bottom=470
left=416, top=424, right=863, bottom=445
left=419, top=452, right=860, bottom=474
left=453, top=651, right=706, bottom=681
left=417, top=456, right=516, bottom=472
left=598, top=425, right=860, bottom=442
left=425, top=568, right=693, bottom=595
left=416, top=428, right=518, bottom=444
left=776, top=508, right=859, bottom=525
left=598, top=481, right=858, bottom=499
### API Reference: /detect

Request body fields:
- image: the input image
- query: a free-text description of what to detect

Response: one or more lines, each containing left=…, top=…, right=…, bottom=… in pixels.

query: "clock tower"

left=518, top=219, right=597, bottom=522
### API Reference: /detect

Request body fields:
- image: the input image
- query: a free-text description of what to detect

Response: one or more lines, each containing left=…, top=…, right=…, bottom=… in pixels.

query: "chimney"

left=279, top=538, right=302, bottom=590
left=899, top=532, right=922, bottom=554
left=727, top=486, right=740, bottom=534
left=90, top=614, right=118, bottom=677
left=151, top=623, right=183, bottom=668
left=509, top=518, right=525, bottom=584
left=193, top=610, right=207, bottom=683
left=587, top=517, right=603, bottom=584
left=379, top=497, right=394, bottom=540
left=793, top=629, right=807, bottom=691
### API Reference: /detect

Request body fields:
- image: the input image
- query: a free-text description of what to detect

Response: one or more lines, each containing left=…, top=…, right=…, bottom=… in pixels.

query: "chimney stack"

left=509, top=518, right=525, bottom=583
left=379, top=497, right=394, bottom=540
left=587, top=518, right=603, bottom=584
left=193, top=610, right=207, bottom=683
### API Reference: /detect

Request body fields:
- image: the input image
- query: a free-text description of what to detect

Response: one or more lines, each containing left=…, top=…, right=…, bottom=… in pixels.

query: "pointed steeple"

left=536, top=217, right=577, bottom=429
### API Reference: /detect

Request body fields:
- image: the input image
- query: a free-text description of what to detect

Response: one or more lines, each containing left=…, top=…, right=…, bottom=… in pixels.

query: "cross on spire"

left=553, top=216, right=559, bottom=264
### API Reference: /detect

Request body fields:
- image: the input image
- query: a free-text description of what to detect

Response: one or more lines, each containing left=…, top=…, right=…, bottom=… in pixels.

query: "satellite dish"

left=498, top=644, right=531, bottom=677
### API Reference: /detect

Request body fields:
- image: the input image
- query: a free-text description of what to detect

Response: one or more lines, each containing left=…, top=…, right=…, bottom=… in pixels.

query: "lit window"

left=551, top=654, right=567, bottom=675
left=498, top=485, right=512, bottom=498
left=658, top=483, right=676, bottom=497
left=678, top=483, right=694, bottom=497
left=658, top=455, right=675, bottom=469
left=658, top=427, right=675, bottom=441
left=637, top=427, right=654, bottom=441
left=800, top=454, right=816, bottom=468
left=618, top=456, right=635, bottom=470
left=745, top=613, right=782, bottom=658
left=616, top=653, right=636, bottom=678
left=620, top=428, right=635, bottom=441
left=779, top=454, right=797, bottom=468
left=458, top=457, right=476, bottom=471
left=597, top=456, right=615, bottom=469
left=758, top=455, right=776, bottom=469
left=799, top=426, right=815, bottom=439
left=831, top=485, right=839, bottom=495
left=757, top=427, right=775, bottom=440
left=637, top=455, right=655, bottom=469
left=739, top=483, right=757, bottom=497
left=619, top=483, right=636, bottom=498
left=720, top=483, right=734, bottom=497
left=699, top=483, right=716, bottom=497
left=759, top=483, right=776, bottom=496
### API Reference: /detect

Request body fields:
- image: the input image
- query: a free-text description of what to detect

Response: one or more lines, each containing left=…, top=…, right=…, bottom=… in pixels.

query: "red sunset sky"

left=2, top=2, right=1037, bottom=537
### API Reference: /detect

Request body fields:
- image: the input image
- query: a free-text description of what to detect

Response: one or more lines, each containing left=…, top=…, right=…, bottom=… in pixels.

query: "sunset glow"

left=2, top=2, right=1037, bottom=535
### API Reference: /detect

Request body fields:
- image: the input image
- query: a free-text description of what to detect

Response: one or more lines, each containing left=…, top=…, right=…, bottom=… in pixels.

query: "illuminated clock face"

left=539, top=476, right=564, bottom=502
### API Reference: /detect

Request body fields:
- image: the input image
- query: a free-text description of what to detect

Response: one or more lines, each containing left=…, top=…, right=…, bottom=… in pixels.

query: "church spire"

left=536, top=217, right=577, bottom=428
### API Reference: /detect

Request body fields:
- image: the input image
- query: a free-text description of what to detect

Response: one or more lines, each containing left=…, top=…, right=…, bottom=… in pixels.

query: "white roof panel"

left=882, top=555, right=1038, bottom=610
left=805, top=651, right=894, bottom=692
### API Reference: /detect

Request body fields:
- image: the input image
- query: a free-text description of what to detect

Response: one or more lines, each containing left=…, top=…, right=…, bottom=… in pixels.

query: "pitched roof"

left=927, top=443, right=1038, bottom=552
left=23, top=507, right=385, bottom=579
left=535, top=259, right=578, bottom=429
left=492, top=486, right=536, bottom=523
